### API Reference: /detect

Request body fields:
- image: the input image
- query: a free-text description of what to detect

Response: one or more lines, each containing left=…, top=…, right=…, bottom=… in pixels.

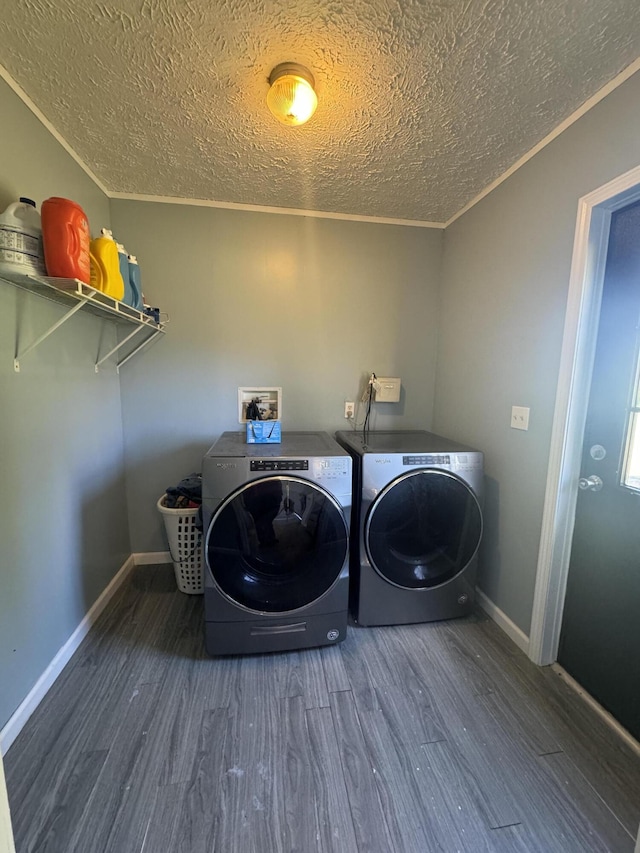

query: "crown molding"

left=0, top=62, right=110, bottom=196
left=107, top=192, right=445, bottom=228
left=445, top=56, right=640, bottom=227
left=3, top=54, right=639, bottom=229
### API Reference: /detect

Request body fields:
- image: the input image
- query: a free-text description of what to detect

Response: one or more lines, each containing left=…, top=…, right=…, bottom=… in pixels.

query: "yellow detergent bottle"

left=90, top=228, right=124, bottom=300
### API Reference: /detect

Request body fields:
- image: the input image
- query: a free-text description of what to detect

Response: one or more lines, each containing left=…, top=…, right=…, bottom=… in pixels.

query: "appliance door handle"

left=250, top=622, right=307, bottom=636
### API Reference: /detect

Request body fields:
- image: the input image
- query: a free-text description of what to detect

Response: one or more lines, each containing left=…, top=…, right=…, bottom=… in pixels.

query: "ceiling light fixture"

left=266, top=62, right=317, bottom=127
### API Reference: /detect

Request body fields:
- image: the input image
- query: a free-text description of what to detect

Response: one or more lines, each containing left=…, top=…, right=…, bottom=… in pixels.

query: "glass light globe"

left=267, top=64, right=318, bottom=127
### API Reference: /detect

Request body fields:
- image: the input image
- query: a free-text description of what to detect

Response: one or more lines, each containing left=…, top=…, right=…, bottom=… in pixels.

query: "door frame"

left=0, top=750, right=15, bottom=853
left=529, top=163, right=640, bottom=666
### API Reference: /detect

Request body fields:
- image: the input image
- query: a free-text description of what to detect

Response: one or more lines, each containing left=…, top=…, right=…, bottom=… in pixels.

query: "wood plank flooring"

left=5, top=564, right=640, bottom=853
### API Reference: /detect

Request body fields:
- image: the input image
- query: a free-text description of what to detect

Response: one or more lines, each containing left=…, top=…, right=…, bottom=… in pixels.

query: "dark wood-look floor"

left=5, top=564, right=640, bottom=853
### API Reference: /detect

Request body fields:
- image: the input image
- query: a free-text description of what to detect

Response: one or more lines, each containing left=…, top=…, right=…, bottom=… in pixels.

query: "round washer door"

left=365, top=469, right=482, bottom=589
left=205, top=475, right=349, bottom=613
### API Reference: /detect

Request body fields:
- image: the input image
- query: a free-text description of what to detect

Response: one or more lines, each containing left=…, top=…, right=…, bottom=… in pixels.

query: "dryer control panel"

left=403, top=454, right=450, bottom=466
left=403, top=452, right=482, bottom=473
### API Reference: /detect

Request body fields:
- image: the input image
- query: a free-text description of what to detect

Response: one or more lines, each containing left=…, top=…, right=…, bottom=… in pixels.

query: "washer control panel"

left=311, top=458, right=351, bottom=481
left=250, top=459, right=309, bottom=471
left=248, top=457, right=351, bottom=484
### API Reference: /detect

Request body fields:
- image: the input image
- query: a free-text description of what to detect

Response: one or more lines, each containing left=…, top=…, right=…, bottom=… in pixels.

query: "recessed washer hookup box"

left=246, top=420, right=282, bottom=443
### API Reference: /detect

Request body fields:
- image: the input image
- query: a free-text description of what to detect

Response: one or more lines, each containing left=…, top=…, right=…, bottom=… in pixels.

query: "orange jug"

left=41, top=197, right=91, bottom=284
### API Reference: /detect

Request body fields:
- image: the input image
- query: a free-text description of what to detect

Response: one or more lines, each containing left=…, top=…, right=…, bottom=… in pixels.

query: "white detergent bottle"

left=0, top=197, right=46, bottom=279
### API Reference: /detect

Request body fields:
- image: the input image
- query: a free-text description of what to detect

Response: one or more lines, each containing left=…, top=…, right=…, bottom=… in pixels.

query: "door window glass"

left=206, top=476, right=348, bottom=612
left=621, top=342, right=640, bottom=490
left=365, top=470, right=482, bottom=589
left=622, top=413, right=640, bottom=490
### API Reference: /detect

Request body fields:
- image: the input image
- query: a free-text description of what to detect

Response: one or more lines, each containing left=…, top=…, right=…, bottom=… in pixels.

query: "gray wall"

left=434, top=70, right=640, bottom=634
left=0, top=78, right=130, bottom=732
left=110, top=200, right=443, bottom=552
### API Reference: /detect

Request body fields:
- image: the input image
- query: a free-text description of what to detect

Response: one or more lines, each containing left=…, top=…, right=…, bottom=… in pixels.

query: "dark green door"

left=558, top=201, right=640, bottom=740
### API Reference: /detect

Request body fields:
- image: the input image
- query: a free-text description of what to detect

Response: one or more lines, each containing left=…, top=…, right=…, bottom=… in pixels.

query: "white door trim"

left=0, top=753, right=15, bottom=853
left=529, top=163, right=640, bottom=665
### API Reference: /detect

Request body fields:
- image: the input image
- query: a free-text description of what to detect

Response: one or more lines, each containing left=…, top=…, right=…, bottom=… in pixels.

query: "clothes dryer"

left=335, top=430, right=483, bottom=626
left=202, top=431, right=351, bottom=655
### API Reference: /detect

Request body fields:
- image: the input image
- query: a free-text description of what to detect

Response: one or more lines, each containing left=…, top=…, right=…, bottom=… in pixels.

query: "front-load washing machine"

left=335, top=430, right=483, bottom=626
left=202, top=431, right=351, bottom=655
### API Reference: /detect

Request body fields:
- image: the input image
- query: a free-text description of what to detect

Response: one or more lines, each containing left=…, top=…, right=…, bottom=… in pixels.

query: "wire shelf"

left=2, top=272, right=165, bottom=372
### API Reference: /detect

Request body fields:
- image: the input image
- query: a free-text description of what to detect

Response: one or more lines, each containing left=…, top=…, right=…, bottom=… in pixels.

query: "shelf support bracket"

left=14, top=297, right=91, bottom=372
left=4, top=274, right=164, bottom=373
left=95, top=324, right=147, bottom=373
left=114, top=329, right=163, bottom=373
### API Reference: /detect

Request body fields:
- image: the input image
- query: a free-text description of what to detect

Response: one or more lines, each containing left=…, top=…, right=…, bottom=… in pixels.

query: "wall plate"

left=374, top=377, right=401, bottom=403
left=511, top=405, right=530, bottom=430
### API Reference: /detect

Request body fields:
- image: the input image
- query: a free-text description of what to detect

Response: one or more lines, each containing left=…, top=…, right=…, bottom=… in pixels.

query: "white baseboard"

left=0, top=555, right=136, bottom=756
left=134, top=551, right=172, bottom=565
left=475, top=587, right=530, bottom=655
left=0, top=566, right=527, bottom=757
left=551, top=664, right=640, bottom=758
left=477, top=594, right=640, bottom=759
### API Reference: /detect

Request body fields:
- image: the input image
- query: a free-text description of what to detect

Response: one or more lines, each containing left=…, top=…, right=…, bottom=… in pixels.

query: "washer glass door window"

left=365, top=469, right=482, bottom=589
left=206, top=476, right=348, bottom=613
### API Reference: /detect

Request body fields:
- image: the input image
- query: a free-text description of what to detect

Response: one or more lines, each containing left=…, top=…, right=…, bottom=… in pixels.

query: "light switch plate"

left=511, top=405, right=530, bottom=430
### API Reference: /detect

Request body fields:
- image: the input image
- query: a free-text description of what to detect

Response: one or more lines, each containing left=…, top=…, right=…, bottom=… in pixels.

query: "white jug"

left=0, top=197, right=46, bottom=279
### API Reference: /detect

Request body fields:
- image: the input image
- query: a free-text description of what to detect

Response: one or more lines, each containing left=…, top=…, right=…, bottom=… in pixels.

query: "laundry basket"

left=157, top=495, right=203, bottom=594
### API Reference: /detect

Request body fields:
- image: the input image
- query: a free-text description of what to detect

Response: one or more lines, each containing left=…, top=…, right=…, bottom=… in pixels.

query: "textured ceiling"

left=1, top=1, right=640, bottom=223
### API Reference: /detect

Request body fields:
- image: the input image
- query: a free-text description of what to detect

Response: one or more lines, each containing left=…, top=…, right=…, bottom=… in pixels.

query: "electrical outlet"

left=344, top=401, right=355, bottom=419
left=511, top=405, right=530, bottom=431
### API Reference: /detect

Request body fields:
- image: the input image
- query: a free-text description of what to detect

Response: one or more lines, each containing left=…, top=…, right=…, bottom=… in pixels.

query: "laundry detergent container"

left=90, top=228, right=125, bottom=300
left=0, top=197, right=46, bottom=278
left=41, top=197, right=91, bottom=284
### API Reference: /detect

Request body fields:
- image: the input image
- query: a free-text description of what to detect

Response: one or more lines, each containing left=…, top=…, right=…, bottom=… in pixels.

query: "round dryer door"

left=365, top=469, right=482, bottom=589
left=205, top=475, right=349, bottom=613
